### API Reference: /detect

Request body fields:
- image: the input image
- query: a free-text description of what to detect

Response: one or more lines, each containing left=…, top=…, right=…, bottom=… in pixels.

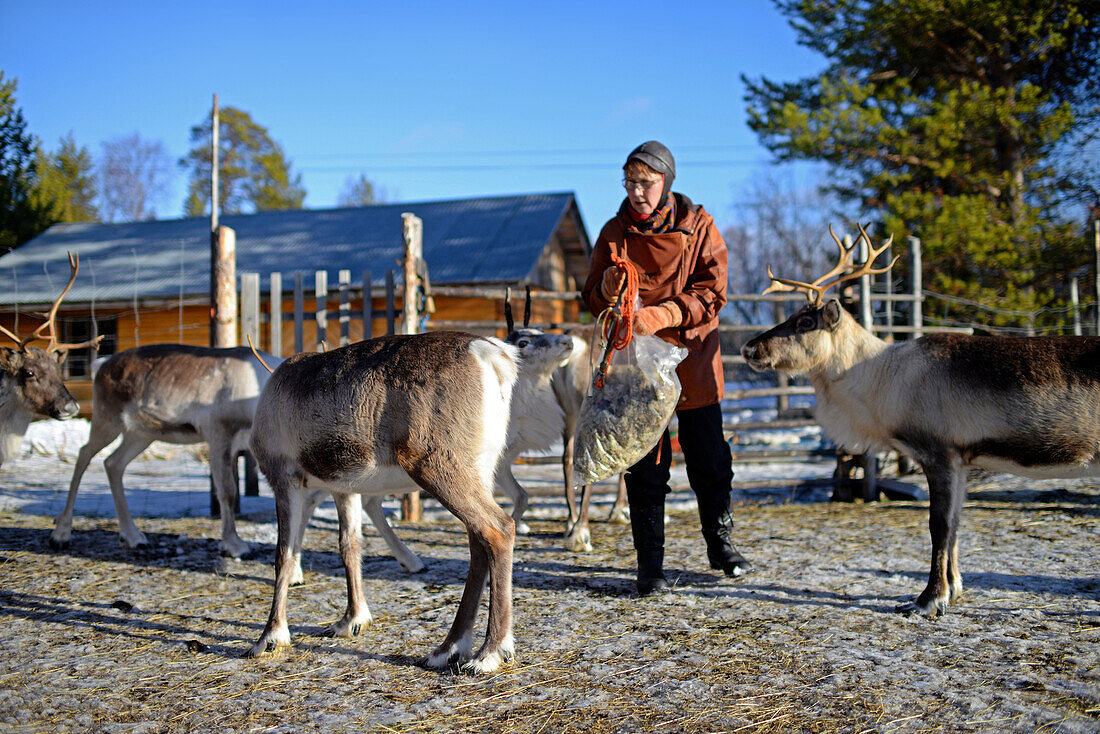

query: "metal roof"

left=0, top=192, right=590, bottom=306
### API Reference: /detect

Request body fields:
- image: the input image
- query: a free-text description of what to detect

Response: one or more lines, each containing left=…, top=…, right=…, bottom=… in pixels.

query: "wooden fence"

left=238, top=237, right=959, bottom=502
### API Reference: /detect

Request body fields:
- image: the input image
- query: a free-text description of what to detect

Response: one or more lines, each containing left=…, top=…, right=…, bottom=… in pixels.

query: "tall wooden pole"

left=401, top=212, right=424, bottom=521
left=212, top=226, right=237, bottom=347
left=401, top=212, right=423, bottom=335
left=209, top=93, right=220, bottom=348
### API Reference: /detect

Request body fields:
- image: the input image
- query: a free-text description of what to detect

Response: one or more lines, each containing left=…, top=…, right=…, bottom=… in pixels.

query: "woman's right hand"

left=601, top=266, right=625, bottom=300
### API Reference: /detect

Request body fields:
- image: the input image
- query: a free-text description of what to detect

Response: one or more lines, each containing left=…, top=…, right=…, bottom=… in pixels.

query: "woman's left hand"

left=633, top=303, right=682, bottom=335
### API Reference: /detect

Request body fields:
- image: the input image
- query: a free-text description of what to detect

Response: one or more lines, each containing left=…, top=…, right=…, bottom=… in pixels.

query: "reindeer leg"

left=499, top=464, right=530, bottom=535
left=899, top=455, right=965, bottom=617
left=362, top=494, right=425, bottom=573
left=290, top=489, right=328, bottom=585
left=563, top=431, right=579, bottom=527
left=422, top=474, right=515, bottom=673
left=50, top=419, right=120, bottom=550
left=208, top=429, right=249, bottom=558
left=247, top=480, right=303, bottom=657
left=464, top=506, right=516, bottom=675
left=425, top=526, right=488, bottom=670
left=947, top=475, right=967, bottom=603
left=323, top=491, right=372, bottom=638
left=565, top=481, right=593, bottom=552
left=102, top=433, right=154, bottom=549
left=608, top=473, right=630, bottom=524
left=493, top=447, right=530, bottom=535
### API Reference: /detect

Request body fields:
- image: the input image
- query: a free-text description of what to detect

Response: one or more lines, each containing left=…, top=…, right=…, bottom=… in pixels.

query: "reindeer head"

left=742, top=224, right=896, bottom=375
left=0, top=252, right=102, bottom=421
left=503, top=285, right=575, bottom=377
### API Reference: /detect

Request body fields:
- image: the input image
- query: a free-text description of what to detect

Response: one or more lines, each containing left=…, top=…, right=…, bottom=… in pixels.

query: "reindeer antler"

left=763, top=224, right=898, bottom=306
left=0, top=252, right=105, bottom=353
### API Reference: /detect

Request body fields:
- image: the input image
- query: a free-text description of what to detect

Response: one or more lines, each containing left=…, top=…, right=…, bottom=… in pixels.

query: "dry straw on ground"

left=0, top=465, right=1098, bottom=733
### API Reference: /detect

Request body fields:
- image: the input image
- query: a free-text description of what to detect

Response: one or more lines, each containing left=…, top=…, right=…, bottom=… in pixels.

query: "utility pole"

left=209, top=93, right=236, bottom=348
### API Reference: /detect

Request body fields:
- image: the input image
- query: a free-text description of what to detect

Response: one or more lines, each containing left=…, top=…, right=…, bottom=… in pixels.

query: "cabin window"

left=60, top=316, right=118, bottom=378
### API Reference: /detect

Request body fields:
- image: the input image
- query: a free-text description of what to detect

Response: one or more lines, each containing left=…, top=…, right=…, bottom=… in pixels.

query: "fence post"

left=401, top=213, right=423, bottom=336
left=855, top=232, right=877, bottom=500
left=339, top=270, right=351, bottom=346
left=294, top=273, right=304, bottom=354
left=1071, top=277, right=1082, bottom=336
left=315, top=271, right=328, bottom=349
left=400, top=213, right=423, bottom=521
left=857, top=233, right=873, bottom=332
left=385, top=270, right=396, bottom=336
left=362, top=270, right=373, bottom=339
left=212, top=226, right=238, bottom=348
left=270, top=272, right=283, bottom=357
left=210, top=226, right=238, bottom=516
left=909, top=236, right=923, bottom=339
left=240, top=272, right=260, bottom=349
left=1094, top=219, right=1100, bottom=336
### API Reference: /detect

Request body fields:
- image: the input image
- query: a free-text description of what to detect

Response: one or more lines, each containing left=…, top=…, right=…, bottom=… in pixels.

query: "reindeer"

left=49, top=344, right=282, bottom=558
left=500, top=289, right=629, bottom=552
left=247, top=330, right=542, bottom=674
left=741, top=224, right=1100, bottom=617
left=289, top=324, right=575, bottom=580
left=0, top=253, right=100, bottom=467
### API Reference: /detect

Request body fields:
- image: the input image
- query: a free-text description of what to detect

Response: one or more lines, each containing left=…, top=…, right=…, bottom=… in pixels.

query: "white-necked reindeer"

left=49, top=343, right=282, bottom=558
left=742, top=224, right=1100, bottom=617
left=248, top=330, right=551, bottom=674
left=290, top=322, right=575, bottom=579
left=0, top=253, right=100, bottom=467
left=500, top=289, right=629, bottom=551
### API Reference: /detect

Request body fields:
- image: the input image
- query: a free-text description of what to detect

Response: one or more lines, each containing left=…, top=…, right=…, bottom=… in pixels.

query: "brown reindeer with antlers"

left=742, top=224, right=1100, bottom=617
left=0, top=253, right=101, bottom=467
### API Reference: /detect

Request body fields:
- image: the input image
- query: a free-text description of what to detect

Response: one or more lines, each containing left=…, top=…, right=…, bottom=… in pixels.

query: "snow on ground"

left=2, top=408, right=837, bottom=527
left=2, top=411, right=1099, bottom=732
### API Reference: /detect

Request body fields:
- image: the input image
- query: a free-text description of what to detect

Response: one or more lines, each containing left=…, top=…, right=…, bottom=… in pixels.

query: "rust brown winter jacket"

left=581, top=193, right=727, bottom=410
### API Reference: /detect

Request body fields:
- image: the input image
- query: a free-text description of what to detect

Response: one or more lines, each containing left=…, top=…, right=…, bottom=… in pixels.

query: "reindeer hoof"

left=896, top=598, right=947, bottom=617
left=399, top=558, right=427, bottom=574
left=47, top=536, right=69, bottom=551
left=244, top=640, right=278, bottom=658
left=425, top=650, right=463, bottom=671
left=564, top=527, right=592, bottom=553
left=607, top=507, right=630, bottom=525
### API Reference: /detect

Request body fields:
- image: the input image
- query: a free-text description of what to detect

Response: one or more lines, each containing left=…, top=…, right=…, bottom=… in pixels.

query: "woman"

left=581, top=140, right=752, bottom=595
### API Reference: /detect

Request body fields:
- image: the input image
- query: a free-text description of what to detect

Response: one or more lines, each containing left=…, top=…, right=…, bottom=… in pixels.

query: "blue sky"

left=2, top=0, right=824, bottom=238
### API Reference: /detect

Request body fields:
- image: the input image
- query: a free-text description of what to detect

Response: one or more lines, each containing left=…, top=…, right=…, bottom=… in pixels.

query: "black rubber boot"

left=630, top=504, right=669, bottom=596
left=699, top=506, right=754, bottom=578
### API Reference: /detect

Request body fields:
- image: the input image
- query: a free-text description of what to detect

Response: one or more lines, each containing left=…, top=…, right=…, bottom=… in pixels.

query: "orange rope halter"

left=594, top=254, right=639, bottom=388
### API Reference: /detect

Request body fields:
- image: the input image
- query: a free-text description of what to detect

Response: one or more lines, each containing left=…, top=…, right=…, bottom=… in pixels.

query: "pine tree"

left=180, top=106, right=306, bottom=216
left=0, top=72, right=53, bottom=251
left=32, top=133, right=98, bottom=223
left=744, top=0, right=1100, bottom=330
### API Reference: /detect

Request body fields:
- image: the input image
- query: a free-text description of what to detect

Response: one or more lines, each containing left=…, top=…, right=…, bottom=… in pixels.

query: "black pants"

left=624, top=402, right=733, bottom=552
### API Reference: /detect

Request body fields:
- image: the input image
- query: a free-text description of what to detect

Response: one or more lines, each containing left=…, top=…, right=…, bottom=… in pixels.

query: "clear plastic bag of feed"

left=573, top=332, right=688, bottom=485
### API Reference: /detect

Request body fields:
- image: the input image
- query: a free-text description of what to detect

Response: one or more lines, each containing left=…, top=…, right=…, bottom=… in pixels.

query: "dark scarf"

left=621, top=192, right=676, bottom=234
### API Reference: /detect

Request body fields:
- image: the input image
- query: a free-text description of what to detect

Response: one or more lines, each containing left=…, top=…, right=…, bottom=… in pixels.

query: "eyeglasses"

left=622, top=178, right=661, bottom=192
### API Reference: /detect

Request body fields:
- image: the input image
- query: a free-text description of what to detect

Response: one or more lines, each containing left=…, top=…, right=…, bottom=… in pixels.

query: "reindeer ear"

left=54, top=350, right=68, bottom=365
left=0, top=347, right=21, bottom=371
left=822, top=300, right=842, bottom=328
